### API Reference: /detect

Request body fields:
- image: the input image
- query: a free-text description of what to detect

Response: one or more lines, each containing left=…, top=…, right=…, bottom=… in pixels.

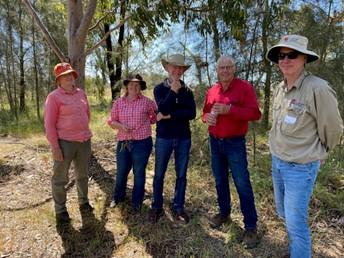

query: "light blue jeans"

left=272, top=155, right=320, bottom=258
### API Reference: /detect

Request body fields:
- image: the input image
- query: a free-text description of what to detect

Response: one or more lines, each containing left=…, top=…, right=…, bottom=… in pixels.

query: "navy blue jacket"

left=154, top=79, right=196, bottom=139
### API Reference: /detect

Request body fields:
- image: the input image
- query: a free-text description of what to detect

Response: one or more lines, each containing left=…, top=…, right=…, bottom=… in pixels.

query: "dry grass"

left=0, top=127, right=343, bottom=257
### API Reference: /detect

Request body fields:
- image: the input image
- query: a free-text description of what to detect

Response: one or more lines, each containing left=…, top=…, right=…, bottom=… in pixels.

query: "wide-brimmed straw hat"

left=54, top=62, right=78, bottom=81
left=161, top=54, right=191, bottom=72
left=266, top=35, right=319, bottom=64
left=123, top=74, right=147, bottom=90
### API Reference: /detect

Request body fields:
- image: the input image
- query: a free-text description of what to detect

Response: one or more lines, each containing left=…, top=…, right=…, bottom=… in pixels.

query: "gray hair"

left=216, top=56, right=236, bottom=68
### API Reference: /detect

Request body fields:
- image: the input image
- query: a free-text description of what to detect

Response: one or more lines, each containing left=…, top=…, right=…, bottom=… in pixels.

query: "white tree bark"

left=67, top=0, right=97, bottom=88
left=22, top=0, right=128, bottom=89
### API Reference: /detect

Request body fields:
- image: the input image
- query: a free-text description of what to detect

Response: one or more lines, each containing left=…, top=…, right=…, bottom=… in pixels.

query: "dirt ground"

left=0, top=136, right=343, bottom=258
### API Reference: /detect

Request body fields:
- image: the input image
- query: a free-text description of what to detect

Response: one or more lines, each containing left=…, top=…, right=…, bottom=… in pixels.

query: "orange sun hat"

left=54, top=62, right=78, bottom=81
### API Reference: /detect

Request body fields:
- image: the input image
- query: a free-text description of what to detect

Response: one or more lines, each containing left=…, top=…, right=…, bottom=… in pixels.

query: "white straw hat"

left=266, top=35, right=319, bottom=63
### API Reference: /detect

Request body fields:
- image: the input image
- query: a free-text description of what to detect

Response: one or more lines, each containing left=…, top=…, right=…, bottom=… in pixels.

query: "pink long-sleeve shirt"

left=44, top=87, right=92, bottom=150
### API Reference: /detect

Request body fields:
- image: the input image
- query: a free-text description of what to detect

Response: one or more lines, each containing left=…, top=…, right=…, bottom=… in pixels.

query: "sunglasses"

left=277, top=51, right=300, bottom=60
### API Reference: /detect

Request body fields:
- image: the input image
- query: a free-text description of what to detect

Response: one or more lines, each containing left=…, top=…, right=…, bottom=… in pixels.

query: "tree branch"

left=84, top=15, right=131, bottom=57
left=22, top=0, right=65, bottom=61
left=88, top=8, right=115, bottom=32
left=76, top=0, right=97, bottom=41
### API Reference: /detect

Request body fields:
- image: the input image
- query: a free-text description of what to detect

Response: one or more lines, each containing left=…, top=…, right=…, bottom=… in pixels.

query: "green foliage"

left=0, top=108, right=44, bottom=137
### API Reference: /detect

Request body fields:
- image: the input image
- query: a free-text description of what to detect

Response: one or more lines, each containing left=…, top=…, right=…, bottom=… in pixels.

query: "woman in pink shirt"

left=108, top=74, right=157, bottom=211
left=44, top=63, right=93, bottom=224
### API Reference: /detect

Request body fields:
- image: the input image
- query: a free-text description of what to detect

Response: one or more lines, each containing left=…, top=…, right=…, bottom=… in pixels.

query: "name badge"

left=284, top=115, right=297, bottom=124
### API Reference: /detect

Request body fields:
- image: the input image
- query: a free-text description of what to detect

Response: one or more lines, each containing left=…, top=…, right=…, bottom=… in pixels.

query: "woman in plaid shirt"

left=108, top=74, right=157, bottom=211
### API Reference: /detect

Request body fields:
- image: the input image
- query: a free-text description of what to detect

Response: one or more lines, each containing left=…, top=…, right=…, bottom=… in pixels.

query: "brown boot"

left=242, top=228, right=259, bottom=249
left=56, top=211, right=71, bottom=225
left=148, top=209, right=164, bottom=223
left=209, top=213, right=230, bottom=228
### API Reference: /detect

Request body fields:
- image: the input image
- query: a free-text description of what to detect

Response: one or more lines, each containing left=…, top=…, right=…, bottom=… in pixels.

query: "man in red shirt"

left=202, top=56, right=261, bottom=248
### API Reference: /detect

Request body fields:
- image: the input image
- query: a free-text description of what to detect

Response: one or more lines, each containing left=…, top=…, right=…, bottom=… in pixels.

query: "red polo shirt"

left=202, top=78, right=261, bottom=138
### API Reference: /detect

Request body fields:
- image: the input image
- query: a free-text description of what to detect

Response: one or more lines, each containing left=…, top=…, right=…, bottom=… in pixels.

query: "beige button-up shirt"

left=269, top=71, right=343, bottom=164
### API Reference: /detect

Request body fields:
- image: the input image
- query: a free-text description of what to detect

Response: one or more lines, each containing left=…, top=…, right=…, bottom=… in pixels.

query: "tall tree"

left=23, top=0, right=127, bottom=89
left=18, top=1, right=27, bottom=113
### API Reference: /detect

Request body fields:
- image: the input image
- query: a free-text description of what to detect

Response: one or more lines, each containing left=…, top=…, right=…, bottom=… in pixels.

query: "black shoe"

left=173, top=210, right=190, bottom=224
left=80, top=202, right=94, bottom=212
left=209, top=213, right=231, bottom=228
left=56, top=211, right=71, bottom=225
left=148, top=209, right=164, bottom=223
left=242, top=228, right=259, bottom=249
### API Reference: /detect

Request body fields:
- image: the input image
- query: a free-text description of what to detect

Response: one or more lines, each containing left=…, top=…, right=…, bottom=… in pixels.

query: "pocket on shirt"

left=280, top=107, right=309, bottom=136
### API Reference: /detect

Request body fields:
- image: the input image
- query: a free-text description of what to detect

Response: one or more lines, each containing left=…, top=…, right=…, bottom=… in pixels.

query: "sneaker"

left=174, top=210, right=190, bottom=224
left=56, top=211, right=71, bottom=224
left=148, top=209, right=164, bottom=223
left=242, top=228, right=259, bottom=249
left=79, top=202, right=94, bottom=212
left=209, top=213, right=230, bottom=228
left=109, top=200, right=118, bottom=208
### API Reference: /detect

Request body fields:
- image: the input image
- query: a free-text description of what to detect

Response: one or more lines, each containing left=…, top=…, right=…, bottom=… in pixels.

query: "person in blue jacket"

left=148, top=54, right=196, bottom=224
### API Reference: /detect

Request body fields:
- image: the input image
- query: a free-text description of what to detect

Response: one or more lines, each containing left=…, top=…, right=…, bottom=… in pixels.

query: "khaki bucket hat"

left=266, top=35, right=319, bottom=64
left=161, top=54, right=191, bottom=72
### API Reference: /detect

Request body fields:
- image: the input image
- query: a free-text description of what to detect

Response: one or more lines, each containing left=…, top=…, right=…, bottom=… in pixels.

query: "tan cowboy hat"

left=123, top=74, right=147, bottom=90
left=161, top=54, right=191, bottom=72
left=266, top=35, right=319, bottom=64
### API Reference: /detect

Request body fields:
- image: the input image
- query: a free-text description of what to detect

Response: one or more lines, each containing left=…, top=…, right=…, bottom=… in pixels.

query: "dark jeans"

left=152, top=137, right=191, bottom=213
left=112, top=137, right=152, bottom=209
left=209, top=135, right=257, bottom=230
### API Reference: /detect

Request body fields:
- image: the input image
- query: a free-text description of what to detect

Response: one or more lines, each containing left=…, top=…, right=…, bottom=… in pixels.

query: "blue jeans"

left=272, top=155, right=320, bottom=258
left=209, top=136, right=257, bottom=230
left=152, top=137, right=191, bottom=213
left=112, top=137, right=152, bottom=209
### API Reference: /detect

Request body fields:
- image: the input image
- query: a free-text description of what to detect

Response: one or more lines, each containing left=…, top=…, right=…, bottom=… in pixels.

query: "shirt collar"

left=123, top=93, right=142, bottom=102
left=282, top=71, right=309, bottom=91
left=216, top=78, right=235, bottom=92
left=163, top=78, right=186, bottom=89
left=57, top=86, right=78, bottom=95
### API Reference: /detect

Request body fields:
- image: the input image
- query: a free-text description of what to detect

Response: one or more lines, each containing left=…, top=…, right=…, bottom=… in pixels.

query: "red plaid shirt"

left=108, top=94, right=157, bottom=140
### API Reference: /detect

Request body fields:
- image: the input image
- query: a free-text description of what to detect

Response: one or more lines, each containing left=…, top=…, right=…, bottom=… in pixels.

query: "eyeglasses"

left=277, top=51, right=300, bottom=60
left=219, top=65, right=234, bottom=70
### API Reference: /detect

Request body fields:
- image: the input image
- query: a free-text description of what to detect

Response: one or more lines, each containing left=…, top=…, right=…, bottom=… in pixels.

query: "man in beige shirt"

left=266, top=34, right=343, bottom=258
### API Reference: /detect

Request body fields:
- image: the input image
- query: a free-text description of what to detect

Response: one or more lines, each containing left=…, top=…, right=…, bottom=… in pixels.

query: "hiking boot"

left=148, top=209, right=164, bottom=223
left=242, top=228, right=259, bottom=249
left=209, top=213, right=230, bottom=228
left=56, top=211, right=71, bottom=225
left=173, top=210, right=190, bottom=224
left=79, top=202, right=94, bottom=212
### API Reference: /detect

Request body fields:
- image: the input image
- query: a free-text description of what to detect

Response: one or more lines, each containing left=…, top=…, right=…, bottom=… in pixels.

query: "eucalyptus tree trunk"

left=209, top=13, right=220, bottom=61
left=113, top=0, right=126, bottom=100
left=5, top=1, right=17, bottom=119
left=104, top=23, right=116, bottom=100
left=19, top=1, right=26, bottom=113
left=67, top=0, right=97, bottom=88
left=31, top=16, right=41, bottom=120
left=261, top=0, right=272, bottom=130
